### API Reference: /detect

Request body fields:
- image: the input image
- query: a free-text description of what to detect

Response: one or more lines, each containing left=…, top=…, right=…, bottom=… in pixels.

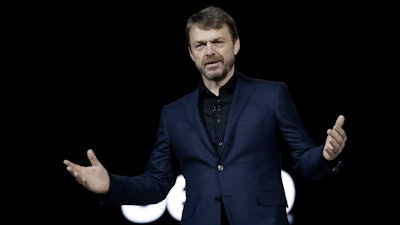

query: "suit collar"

left=182, top=71, right=256, bottom=157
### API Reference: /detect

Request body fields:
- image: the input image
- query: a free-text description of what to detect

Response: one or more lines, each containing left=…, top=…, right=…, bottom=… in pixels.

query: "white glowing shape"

left=166, top=174, right=186, bottom=221
left=121, top=199, right=166, bottom=223
left=121, top=171, right=296, bottom=222
left=281, top=170, right=296, bottom=213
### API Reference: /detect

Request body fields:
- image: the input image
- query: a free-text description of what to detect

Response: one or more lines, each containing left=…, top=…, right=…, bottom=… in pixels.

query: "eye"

left=215, top=41, right=224, bottom=46
left=194, top=43, right=205, bottom=50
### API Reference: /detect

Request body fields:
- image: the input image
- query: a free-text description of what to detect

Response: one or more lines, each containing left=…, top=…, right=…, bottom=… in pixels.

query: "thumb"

left=334, top=115, right=345, bottom=129
left=87, top=149, right=101, bottom=166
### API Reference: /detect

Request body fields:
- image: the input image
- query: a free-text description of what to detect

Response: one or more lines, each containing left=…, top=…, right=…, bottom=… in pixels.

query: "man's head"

left=185, top=6, right=240, bottom=84
left=185, top=6, right=239, bottom=47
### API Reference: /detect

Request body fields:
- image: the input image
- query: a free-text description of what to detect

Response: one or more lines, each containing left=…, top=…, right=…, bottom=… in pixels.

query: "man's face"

left=188, top=24, right=239, bottom=82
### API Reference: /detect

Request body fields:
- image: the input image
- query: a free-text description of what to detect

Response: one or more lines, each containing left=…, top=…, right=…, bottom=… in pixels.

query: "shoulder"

left=162, top=86, right=198, bottom=110
left=236, top=71, right=288, bottom=90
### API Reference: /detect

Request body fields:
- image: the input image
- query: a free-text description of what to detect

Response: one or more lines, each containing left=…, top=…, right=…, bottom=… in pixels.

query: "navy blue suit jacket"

left=102, top=71, right=340, bottom=225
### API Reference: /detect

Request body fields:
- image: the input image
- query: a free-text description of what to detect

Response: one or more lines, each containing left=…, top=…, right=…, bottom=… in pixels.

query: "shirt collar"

left=199, top=71, right=238, bottom=97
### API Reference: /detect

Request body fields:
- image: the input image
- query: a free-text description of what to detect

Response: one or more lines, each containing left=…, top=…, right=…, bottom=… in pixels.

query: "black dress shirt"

left=198, top=73, right=237, bottom=156
left=198, top=72, right=237, bottom=225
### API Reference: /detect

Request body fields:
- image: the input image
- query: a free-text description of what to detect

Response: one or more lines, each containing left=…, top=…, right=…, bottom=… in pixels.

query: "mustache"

left=203, top=55, right=223, bottom=65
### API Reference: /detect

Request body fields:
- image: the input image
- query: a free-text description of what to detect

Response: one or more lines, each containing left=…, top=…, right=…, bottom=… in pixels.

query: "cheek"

left=191, top=54, right=203, bottom=64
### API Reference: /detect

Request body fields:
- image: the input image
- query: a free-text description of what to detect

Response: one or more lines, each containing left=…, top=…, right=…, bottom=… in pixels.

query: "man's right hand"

left=63, top=149, right=110, bottom=194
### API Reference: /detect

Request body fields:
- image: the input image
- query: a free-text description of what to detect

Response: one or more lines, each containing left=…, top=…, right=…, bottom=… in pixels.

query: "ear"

left=233, top=38, right=240, bottom=55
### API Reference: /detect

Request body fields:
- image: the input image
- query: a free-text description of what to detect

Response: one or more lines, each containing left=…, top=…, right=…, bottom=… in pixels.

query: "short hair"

left=185, top=6, right=239, bottom=46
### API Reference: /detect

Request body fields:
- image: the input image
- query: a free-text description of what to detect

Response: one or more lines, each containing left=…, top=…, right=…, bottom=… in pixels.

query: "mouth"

left=204, top=59, right=221, bottom=66
left=204, top=55, right=222, bottom=65
left=205, top=61, right=219, bottom=65
left=204, top=61, right=221, bottom=70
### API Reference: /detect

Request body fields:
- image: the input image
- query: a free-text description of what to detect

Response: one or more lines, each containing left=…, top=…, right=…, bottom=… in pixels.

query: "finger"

left=334, top=115, right=345, bottom=129
left=63, top=160, right=79, bottom=177
left=63, top=159, right=78, bottom=169
left=329, top=136, right=341, bottom=152
left=324, top=141, right=338, bottom=156
left=326, top=147, right=338, bottom=155
left=87, top=149, right=100, bottom=167
left=330, top=123, right=347, bottom=145
left=328, top=128, right=347, bottom=152
left=63, top=159, right=71, bottom=166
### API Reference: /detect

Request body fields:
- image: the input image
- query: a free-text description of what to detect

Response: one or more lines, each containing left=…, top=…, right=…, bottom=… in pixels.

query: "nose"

left=205, top=43, right=215, bottom=55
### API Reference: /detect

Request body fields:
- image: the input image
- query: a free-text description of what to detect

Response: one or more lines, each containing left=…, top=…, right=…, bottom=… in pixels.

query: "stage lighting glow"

left=122, top=171, right=295, bottom=223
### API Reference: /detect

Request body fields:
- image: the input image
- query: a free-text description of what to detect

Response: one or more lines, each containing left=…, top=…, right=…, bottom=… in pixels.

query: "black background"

left=9, top=1, right=389, bottom=224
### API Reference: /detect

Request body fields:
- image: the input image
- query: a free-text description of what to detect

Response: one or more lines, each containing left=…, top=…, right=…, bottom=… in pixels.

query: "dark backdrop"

left=15, top=1, right=377, bottom=224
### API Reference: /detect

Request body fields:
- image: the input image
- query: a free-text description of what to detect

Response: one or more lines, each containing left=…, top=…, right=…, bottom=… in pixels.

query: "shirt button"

left=217, top=165, right=224, bottom=171
left=218, top=141, right=223, bottom=146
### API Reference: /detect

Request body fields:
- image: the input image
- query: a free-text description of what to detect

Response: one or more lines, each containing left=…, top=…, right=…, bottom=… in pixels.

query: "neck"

left=203, top=69, right=234, bottom=96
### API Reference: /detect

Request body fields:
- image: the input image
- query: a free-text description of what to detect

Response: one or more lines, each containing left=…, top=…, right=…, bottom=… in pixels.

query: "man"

left=64, top=5, right=347, bottom=225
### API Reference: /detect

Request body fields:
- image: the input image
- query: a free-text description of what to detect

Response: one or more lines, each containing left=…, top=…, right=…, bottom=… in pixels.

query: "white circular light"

left=166, top=174, right=186, bottom=221
left=121, top=170, right=296, bottom=222
left=121, top=199, right=166, bottom=223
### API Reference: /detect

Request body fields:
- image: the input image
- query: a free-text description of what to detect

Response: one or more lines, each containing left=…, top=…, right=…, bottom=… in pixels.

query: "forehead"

left=189, top=24, right=231, bottom=43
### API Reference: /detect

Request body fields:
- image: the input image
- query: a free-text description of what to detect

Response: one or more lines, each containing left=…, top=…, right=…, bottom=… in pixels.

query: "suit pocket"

left=257, top=190, right=287, bottom=207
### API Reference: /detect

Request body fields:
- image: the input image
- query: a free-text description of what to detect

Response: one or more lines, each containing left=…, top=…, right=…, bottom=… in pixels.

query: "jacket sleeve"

left=99, top=107, right=179, bottom=205
left=276, top=82, right=343, bottom=180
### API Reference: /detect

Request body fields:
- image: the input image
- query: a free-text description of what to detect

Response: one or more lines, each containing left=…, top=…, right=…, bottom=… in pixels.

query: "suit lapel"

left=222, top=74, right=255, bottom=155
left=182, top=73, right=256, bottom=157
left=182, top=89, right=215, bottom=153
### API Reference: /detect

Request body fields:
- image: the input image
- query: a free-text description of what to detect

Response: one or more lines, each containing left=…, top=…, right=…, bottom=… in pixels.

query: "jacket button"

left=215, top=197, right=222, bottom=202
left=217, top=165, right=224, bottom=171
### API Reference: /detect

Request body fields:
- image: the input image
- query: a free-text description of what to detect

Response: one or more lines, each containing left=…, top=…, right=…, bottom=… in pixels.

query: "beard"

left=199, top=55, right=235, bottom=82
